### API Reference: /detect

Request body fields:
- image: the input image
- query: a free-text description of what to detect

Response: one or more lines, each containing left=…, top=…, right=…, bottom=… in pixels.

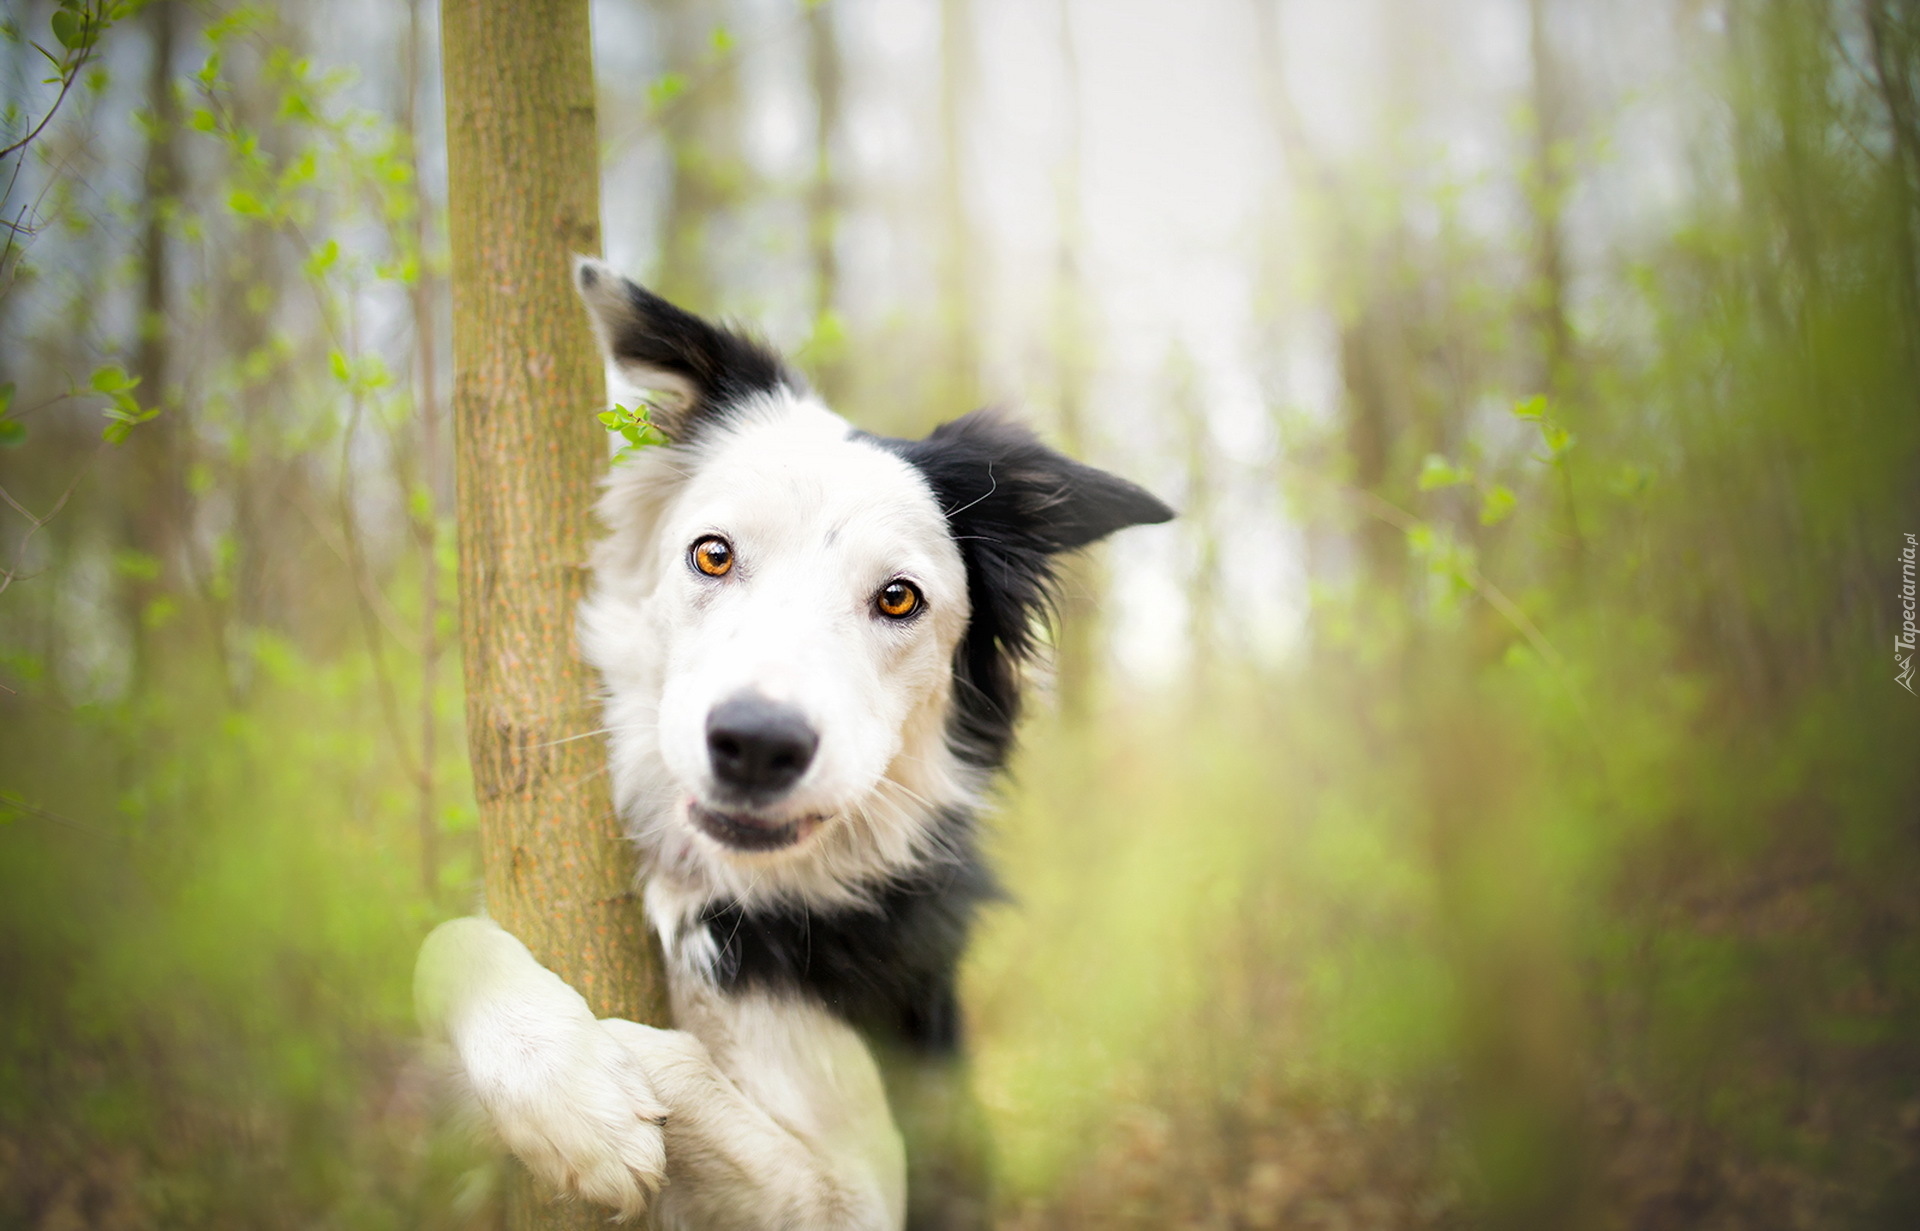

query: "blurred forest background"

left=3, top=0, right=1919, bottom=1227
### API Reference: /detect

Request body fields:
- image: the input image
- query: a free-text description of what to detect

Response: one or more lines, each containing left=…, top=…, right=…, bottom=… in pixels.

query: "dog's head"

left=573, top=259, right=1172, bottom=908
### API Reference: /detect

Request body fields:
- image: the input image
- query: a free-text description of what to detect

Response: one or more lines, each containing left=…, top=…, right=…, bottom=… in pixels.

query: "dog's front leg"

left=599, top=999, right=906, bottom=1231
left=415, top=917, right=669, bottom=1219
left=419, top=918, right=904, bottom=1230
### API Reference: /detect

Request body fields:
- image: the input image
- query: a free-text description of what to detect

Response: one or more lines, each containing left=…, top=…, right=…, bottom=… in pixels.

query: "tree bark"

left=440, top=0, right=668, bottom=1222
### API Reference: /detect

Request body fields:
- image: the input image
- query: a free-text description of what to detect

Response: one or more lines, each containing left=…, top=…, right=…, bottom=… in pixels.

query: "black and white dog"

left=416, top=260, right=1172, bottom=1230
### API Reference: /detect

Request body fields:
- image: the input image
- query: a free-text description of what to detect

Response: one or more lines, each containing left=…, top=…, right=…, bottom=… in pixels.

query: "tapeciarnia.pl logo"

left=1900, top=533, right=1917, bottom=695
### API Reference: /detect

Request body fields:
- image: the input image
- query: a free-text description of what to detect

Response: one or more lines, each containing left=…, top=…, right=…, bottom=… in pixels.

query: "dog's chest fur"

left=639, top=808, right=996, bottom=1066
left=694, top=819, right=997, bottom=1052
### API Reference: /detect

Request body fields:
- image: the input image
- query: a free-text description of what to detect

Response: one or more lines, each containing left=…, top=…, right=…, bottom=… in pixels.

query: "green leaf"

left=648, top=72, right=687, bottom=109
left=49, top=8, right=80, bottom=50
left=0, top=382, right=12, bottom=414
left=1541, top=424, right=1576, bottom=457
left=0, top=419, right=25, bottom=448
left=1512, top=394, right=1548, bottom=421
left=380, top=253, right=420, bottom=285
left=90, top=364, right=132, bottom=393
left=279, top=148, right=317, bottom=189
left=227, top=188, right=268, bottom=218
left=329, top=349, right=350, bottom=383
left=1479, top=484, right=1516, bottom=525
left=1417, top=453, right=1471, bottom=491
left=602, top=402, right=666, bottom=459
left=112, top=549, right=162, bottom=581
left=303, top=238, right=340, bottom=279
left=709, top=25, right=735, bottom=53
left=142, top=594, right=179, bottom=629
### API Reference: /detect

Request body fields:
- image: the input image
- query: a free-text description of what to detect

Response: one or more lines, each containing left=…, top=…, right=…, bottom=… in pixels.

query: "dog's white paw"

left=468, top=1012, right=669, bottom=1219
left=417, top=919, right=670, bottom=1220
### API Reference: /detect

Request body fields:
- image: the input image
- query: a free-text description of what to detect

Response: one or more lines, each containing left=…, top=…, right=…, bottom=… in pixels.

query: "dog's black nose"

left=706, top=694, right=818, bottom=797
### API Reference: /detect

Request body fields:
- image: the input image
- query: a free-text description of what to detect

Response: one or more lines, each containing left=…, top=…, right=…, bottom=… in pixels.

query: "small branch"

left=0, top=5, right=109, bottom=162
left=0, top=447, right=101, bottom=597
left=0, top=69, right=82, bottom=163
left=1, top=795, right=122, bottom=843
left=279, top=482, right=422, bottom=652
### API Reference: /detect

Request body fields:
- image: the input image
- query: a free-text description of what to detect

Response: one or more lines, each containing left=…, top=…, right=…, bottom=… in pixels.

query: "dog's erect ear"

left=895, top=409, right=1175, bottom=553
left=873, top=408, right=1174, bottom=767
left=573, top=257, right=796, bottom=442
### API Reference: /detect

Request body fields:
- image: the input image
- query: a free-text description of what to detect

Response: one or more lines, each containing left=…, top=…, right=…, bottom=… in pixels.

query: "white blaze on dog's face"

left=650, top=399, right=970, bottom=855
left=571, top=257, right=1173, bottom=912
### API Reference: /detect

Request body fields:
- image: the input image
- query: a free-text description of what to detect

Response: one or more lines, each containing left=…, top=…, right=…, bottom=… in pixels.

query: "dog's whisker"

left=531, top=726, right=618, bottom=749
left=531, top=716, right=661, bottom=750
left=875, top=776, right=939, bottom=810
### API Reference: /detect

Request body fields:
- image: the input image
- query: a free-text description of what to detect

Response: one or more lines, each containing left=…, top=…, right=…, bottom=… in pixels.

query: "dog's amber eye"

left=691, top=536, right=733, bottom=577
left=875, top=580, right=921, bottom=619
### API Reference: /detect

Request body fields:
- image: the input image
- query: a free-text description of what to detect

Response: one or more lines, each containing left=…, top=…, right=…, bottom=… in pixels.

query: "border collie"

left=415, top=259, right=1172, bottom=1230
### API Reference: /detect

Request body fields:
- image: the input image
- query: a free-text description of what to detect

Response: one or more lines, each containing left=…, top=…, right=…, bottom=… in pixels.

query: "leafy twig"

left=599, top=402, right=669, bottom=460
left=0, top=1, right=122, bottom=162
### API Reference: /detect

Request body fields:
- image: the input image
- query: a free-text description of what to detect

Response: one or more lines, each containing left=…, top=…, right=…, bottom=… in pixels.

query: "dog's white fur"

left=584, top=392, right=983, bottom=914
left=417, top=270, right=990, bottom=1228
left=418, top=916, right=906, bottom=1228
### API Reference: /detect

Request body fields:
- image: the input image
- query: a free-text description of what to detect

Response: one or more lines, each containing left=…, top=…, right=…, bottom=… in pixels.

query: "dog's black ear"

left=573, top=257, right=797, bottom=442
left=900, top=409, right=1175, bottom=552
left=875, top=408, right=1174, bottom=767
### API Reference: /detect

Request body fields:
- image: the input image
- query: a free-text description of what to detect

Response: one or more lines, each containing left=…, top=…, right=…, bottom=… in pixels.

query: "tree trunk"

left=655, top=0, right=744, bottom=310
left=1525, top=0, right=1586, bottom=574
left=440, top=1, right=668, bottom=1224
left=122, top=0, right=184, bottom=689
left=406, top=0, right=443, bottom=907
left=806, top=0, right=846, bottom=403
left=1172, top=347, right=1217, bottom=689
left=1525, top=0, right=1574, bottom=397
left=936, top=0, right=980, bottom=419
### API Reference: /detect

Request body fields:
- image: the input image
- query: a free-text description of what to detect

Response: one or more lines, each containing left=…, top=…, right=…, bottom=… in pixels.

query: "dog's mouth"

left=688, top=801, right=827, bottom=852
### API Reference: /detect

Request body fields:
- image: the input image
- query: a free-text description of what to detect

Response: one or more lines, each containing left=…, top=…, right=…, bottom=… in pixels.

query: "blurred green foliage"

left=973, top=3, right=1920, bottom=1225
left=3, top=0, right=1919, bottom=1228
